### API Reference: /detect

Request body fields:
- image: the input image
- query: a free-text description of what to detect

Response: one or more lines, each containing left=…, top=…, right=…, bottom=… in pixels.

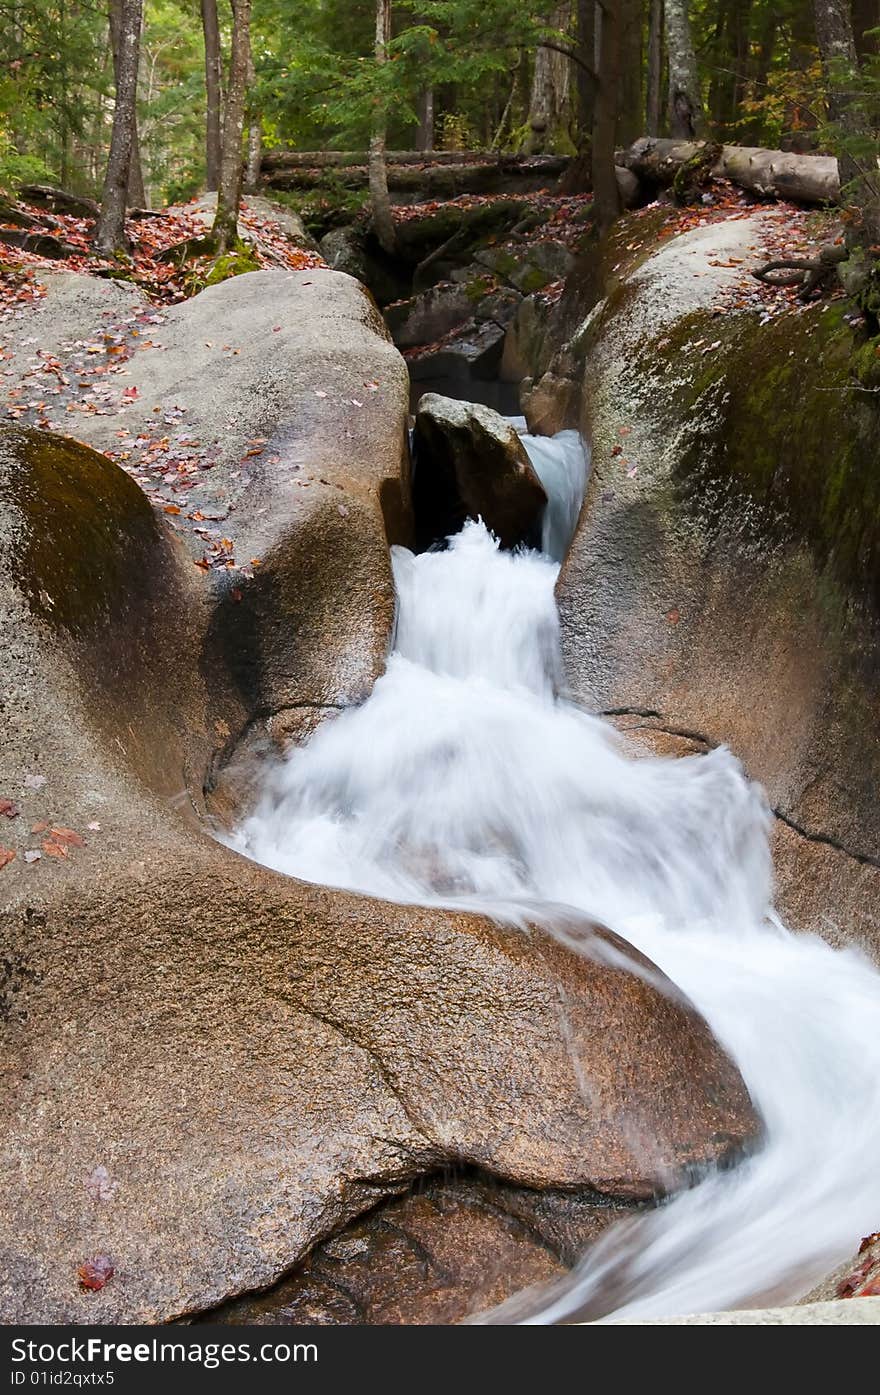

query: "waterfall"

left=230, top=429, right=880, bottom=1322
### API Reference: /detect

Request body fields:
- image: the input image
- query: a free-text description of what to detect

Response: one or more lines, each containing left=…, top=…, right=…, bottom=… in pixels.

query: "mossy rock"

left=630, top=300, right=880, bottom=603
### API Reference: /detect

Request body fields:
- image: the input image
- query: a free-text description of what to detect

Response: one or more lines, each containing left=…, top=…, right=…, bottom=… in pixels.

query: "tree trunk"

left=369, top=0, right=396, bottom=254
left=108, top=0, right=146, bottom=208
left=417, top=87, right=435, bottom=151
left=618, top=0, right=645, bottom=147
left=95, top=0, right=143, bottom=254
left=624, top=136, right=841, bottom=204
left=707, top=0, right=753, bottom=136
left=201, top=0, right=223, bottom=192
left=212, top=0, right=252, bottom=253
left=592, top=0, right=623, bottom=230
left=646, top=0, right=664, bottom=136
left=527, top=5, right=574, bottom=153
left=244, top=49, right=262, bottom=192
left=813, top=0, right=880, bottom=244
left=664, top=0, right=702, bottom=138
left=572, top=1, right=597, bottom=153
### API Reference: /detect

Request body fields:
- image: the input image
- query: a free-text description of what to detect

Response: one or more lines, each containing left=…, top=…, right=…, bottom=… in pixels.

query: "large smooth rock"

left=0, top=263, right=758, bottom=1324
left=0, top=267, right=411, bottom=733
left=412, top=392, right=547, bottom=549
left=558, top=209, right=880, bottom=962
left=0, top=425, right=757, bottom=1324
left=201, top=1176, right=639, bottom=1325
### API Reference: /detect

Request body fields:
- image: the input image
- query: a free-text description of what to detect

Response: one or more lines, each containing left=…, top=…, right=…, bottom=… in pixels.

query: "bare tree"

left=211, top=0, right=252, bottom=253
left=664, top=0, right=702, bottom=138
left=592, top=0, right=622, bottom=230
left=201, top=0, right=223, bottom=192
left=109, top=0, right=146, bottom=207
left=369, top=0, right=396, bottom=254
left=95, top=0, right=143, bottom=254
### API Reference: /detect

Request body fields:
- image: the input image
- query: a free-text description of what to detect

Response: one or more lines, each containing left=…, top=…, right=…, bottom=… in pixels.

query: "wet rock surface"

left=556, top=210, right=880, bottom=963
left=0, top=255, right=764, bottom=1325
left=198, top=1175, right=639, bottom=1325
left=412, top=392, right=547, bottom=549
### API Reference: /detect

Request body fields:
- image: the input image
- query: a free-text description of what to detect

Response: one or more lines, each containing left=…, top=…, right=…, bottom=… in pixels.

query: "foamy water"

left=230, top=429, right=880, bottom=1322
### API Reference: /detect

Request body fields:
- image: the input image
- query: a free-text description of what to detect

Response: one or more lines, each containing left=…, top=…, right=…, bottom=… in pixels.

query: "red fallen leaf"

left=77, top=1255, right=114, bottom=1291
left=50, top=827, right=84, bottom=847
left=163, top=503, right=181, bottom=515
left=42, top=840, right=68, bottom=858
left=194, top=558, right=211, bottom=571
left=0, top=798, right=19, bottom=817
left=667, top=608, right=681, bottom=625
left=122, top=386, right=139, bottom=400
left=0, top=847, right=15, bottom=871
left=611, top=444, right=623, bottom=457
left=31, top=820, right=48, bottom=834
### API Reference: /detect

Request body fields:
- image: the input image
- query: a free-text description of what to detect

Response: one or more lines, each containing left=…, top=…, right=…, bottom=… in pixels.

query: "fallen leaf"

left=31, top=820, right=48, bottom=834
left=85, top=1165, right=118, bottom=1202
left=86, top=821, right=101, bottom=832
left=163, top=504, right=181, bottom=515
left=0, top=847, right=15, bottom=871
left=42, top=840, right=68, bottom=859
left=0, top=798, right=19, bottom=818
left=77, top=1256, right=114, bottom=1291
left=24, top=773, right=47, bottom=790
left=50, top=827, right=84, bottom=847
left=24, top=850, right=41, bottom=864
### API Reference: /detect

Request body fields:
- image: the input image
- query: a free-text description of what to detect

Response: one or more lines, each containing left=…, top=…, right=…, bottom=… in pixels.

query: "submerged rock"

left=412, top=392, right=547, bottom=549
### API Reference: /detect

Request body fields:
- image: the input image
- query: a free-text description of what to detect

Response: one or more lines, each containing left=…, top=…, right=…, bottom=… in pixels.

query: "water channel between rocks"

left=226, top=425, right=880, bottom=1323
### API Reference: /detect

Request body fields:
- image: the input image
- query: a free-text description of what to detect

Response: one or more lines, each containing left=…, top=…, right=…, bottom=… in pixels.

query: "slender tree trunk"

left=109, top=0, right=146, bottom=207
left=95, top=0, right=143, bottom=254
left=665, top=0, right=702, bottom=138
left=592, top=0, right=622, bottom=230
left=201, top=0, right=223, bottom=192
left=212, top=0, right=252, bottom=253
left=369, top=0, right=396, bottom=253
left=417, top=87, right=435, bottom=150
left=740, top=5, right=777, bottom=144
left=618, top=0, right=645, bottom=147
left=574, top=0, right=597, bottom=151
left=813, top=0, right=861, bottom=182
left=646, top=0, right=664, bottom=135
left=244, top=48, right=262, bottom=192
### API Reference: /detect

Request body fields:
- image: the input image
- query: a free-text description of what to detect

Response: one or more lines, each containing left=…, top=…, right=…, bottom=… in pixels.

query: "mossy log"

left=624, top=137, right=840, bottom=206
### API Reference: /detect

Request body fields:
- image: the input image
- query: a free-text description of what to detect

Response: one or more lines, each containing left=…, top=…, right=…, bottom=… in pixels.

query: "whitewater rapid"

left=231, top=428, right=880, bottom=1322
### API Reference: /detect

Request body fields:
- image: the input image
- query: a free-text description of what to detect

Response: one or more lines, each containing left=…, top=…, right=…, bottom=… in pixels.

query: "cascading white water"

left=231, top=428, right=880, bottom=1322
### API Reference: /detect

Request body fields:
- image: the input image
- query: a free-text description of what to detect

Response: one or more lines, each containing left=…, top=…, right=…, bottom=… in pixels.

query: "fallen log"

left=623, top=137, right=840, bottom=206
left=262, top=153, right=569, bottom=199
left=262, top=149, right=564, bottom=172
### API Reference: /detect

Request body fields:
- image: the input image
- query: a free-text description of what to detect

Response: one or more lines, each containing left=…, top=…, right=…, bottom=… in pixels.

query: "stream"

left=230, top=427, right=880, bottom=1323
